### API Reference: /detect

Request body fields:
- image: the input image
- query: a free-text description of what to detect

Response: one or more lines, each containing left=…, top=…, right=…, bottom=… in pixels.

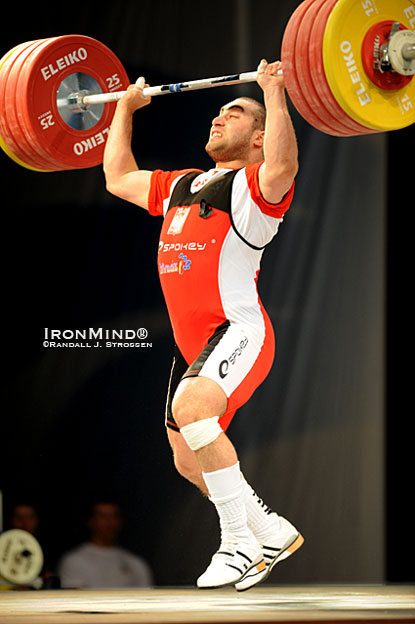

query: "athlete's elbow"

left=105, top=175, right=125, bottom=200
left=286, top=159, right=299, bottom=184
left=289, top=154, right=299, bottom=177
left=263, top=158, right=298, bottom=187
left=277, top=155, right=299, bottom=180
left=105, top=182, right=119, bottom=199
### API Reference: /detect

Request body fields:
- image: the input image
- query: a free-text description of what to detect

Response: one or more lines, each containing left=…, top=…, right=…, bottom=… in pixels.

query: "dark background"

left=1, top=0, right=413, bottom=587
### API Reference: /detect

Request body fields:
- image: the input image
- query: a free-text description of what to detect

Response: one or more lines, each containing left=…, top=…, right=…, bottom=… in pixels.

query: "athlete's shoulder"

left=237, top=161, right=295, bottom=218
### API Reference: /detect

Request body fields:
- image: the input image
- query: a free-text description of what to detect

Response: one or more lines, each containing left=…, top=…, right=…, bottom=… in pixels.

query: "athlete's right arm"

left=103, top=80, right=153, bottom=211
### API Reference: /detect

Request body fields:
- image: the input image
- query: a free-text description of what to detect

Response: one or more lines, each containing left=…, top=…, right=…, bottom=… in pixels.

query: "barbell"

left=0, top=0, right=414, bottom=172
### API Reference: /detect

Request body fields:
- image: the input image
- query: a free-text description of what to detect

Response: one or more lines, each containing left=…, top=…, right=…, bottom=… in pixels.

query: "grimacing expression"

left=205, top=99, right=264, bottom=163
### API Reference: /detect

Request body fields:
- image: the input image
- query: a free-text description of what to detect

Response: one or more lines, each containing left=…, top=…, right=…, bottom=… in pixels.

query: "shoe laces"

left=217, top=533, right=240, bottom=557
left=253, top=492, right=274, bottom=515
left=216, top=531, right=259, bottom=562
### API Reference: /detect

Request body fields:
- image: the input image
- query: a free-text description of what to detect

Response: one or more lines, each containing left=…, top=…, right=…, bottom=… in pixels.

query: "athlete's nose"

left=212, top=113, right=225, bottom=127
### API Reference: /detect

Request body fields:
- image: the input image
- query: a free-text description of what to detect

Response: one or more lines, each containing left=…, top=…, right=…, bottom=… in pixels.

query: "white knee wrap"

left=180, top=416, right=223, bottom=451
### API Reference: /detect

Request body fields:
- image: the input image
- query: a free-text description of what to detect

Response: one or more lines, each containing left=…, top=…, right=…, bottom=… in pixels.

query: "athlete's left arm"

left=257, top=60, right=299, bottom=205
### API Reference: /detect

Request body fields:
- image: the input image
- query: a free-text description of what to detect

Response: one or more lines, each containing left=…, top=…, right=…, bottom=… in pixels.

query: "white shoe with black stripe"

left=234, top=516, right=304, bottom=591
left=197, top=535, right=266, bottom=589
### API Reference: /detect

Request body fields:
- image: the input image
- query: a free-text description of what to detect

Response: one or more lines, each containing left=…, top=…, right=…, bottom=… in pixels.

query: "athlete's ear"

left=252, top=130, right=265, bottom=149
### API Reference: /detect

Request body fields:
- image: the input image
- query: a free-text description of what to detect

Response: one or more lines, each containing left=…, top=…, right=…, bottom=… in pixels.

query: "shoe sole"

left=234, top=533, right=304, bottom=592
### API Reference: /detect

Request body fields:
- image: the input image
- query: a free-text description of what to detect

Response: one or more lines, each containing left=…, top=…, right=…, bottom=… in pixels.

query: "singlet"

left=148, top=161, right=294, bottom=365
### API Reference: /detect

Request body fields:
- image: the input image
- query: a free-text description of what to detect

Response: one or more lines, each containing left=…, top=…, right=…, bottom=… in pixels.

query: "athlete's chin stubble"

left=205, top=138, right=251, bottom=164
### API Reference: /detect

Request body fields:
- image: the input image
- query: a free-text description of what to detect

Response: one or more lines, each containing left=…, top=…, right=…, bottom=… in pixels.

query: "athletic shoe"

left=234, top=515, right=304, bottom=591
left=197, top=534, right=266, bottom=589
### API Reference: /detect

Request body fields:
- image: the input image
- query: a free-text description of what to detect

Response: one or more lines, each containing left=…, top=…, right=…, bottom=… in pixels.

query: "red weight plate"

left=8, top=39, right=66, bottom=169
left=0, top=43, right=35, bottom=166
left=16, top=35, right=130, bottom=170
left=0, top=40, right=55, bottom=169
left=0, top=40, right=57, bottom=169
left=309, top=0, right=378, bottom=135
left=11, top=37, right=76, bottom=170
left=0, top=42, right=44, bottom=170
left=281, top=0, right=345, bottom=136
left=2, top=39, right=64, bottom=170
left=295, top=0, right=355, bottom=135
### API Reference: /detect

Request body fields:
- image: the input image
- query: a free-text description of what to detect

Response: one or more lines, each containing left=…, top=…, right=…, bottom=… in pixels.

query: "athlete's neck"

left=214, top=155, right=262, bottom=170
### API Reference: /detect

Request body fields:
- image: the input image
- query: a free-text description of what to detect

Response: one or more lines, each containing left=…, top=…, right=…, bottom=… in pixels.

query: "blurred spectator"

left=58, top=499, right=153, bottom=588
left=9, top=502, right=40, bottom=535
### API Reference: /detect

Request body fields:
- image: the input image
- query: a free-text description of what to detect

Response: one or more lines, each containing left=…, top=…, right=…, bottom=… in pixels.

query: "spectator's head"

left=9, top=502, right=40, bottom=535
left=85, top=499, right=123, bottom=547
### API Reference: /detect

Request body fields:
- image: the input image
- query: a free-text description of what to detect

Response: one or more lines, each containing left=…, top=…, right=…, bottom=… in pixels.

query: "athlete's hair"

left=239, top=97, right=266, bottom=131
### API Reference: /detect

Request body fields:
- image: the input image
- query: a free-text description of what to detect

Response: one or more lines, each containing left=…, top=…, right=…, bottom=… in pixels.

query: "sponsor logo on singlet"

left=159, top=241, right=207, bottom=253
left=159, top=253, right=192, bottom=275
left=219, top=336, right=249, bottom=378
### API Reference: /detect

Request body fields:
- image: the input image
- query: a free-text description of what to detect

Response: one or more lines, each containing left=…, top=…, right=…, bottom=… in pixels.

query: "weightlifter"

left=103, top=59, right=303, bottom=590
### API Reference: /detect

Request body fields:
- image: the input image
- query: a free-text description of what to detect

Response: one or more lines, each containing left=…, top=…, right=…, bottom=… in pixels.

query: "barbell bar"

left=0, top=0, right=414, bottom=172
left=80, top=70, right=265, bottom=106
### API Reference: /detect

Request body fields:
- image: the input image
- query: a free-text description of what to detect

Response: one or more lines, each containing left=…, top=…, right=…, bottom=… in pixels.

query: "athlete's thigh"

left=165, top=318, right=274, bottom=432
left=165, top=344, right=227, bottom=429
left=196, top=319, right=275, bottom=430
left=196, top=321, right=268, bottom=400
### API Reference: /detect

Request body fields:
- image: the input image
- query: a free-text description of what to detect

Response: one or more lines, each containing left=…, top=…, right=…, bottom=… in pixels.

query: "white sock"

left=202, top=462, right=253, bottom=543
left=243, top=478, right=282, bottom=540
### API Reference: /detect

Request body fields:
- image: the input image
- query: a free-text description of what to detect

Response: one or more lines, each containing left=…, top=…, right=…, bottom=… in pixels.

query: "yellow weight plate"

left=0, top=43, right=49, bottom=172
left=322, top=0, right=415, bottom=131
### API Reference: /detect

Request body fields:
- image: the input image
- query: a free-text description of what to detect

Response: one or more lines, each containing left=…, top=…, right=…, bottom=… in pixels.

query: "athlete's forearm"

left=103, top=101, right=139, bottom=190
left=262, top=85, right=298, bottom=181
left=255, top=59, right=298, bottom=202
left=103, top=81, right=151, bottom=196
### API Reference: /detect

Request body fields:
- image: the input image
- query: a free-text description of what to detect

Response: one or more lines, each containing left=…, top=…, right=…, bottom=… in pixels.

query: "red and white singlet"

left=148, top=162, right=294, bottom=431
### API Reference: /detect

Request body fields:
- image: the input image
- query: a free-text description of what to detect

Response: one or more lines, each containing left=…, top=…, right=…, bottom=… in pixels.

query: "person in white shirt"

left=58, top=499, right=153, bottom=588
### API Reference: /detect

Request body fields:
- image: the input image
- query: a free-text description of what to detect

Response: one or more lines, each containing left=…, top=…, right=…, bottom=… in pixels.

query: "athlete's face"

left=205, top=99, right=262, bottom=163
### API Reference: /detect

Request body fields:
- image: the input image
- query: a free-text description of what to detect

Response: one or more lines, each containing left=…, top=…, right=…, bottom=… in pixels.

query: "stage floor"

left=0, top=585, right=414, bottom=624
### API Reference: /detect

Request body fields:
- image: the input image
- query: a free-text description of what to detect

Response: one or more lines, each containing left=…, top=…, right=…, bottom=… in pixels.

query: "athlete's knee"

left=171, top=376, right=227, bottom=428
left=180, top=416, right=224, bottom=451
